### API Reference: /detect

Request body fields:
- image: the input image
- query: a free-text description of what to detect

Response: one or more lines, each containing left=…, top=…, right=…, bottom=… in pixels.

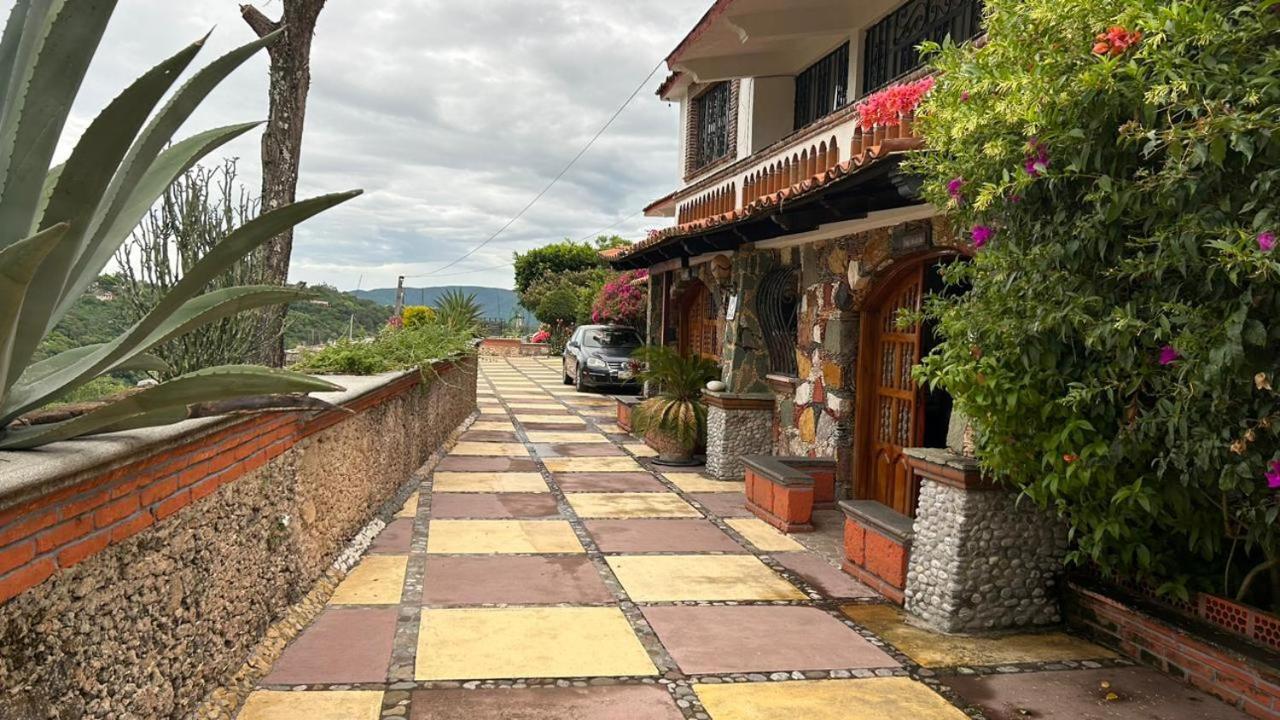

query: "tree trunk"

left=241, top=1, right=326, bottom=367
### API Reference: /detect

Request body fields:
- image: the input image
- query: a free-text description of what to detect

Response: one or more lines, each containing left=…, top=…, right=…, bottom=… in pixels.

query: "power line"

left=406, top=57, right=667, bottom=280
left=575, top=208, right=646, bottom=244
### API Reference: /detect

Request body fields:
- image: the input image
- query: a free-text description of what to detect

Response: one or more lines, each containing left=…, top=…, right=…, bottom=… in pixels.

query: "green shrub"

left=292, top=322, right=474, bottom=375
left=909, top=0, right=1280, bottom=604
left=402, top=305, right=435, bottom=329
left=536, top=287, right=580, bottom=326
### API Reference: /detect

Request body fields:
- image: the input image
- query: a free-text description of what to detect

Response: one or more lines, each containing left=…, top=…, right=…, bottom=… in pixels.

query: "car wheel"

left=575, top=368, right=588, bottom=393
left=562, top=359, right=573, bottom=385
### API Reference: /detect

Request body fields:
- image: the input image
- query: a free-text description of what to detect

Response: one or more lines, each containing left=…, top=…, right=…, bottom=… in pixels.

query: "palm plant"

left=434, top=290, right=484, bottom=336
left=630, top=345, right=721, bottom=464
left=0, top=1, right=360, bottom=449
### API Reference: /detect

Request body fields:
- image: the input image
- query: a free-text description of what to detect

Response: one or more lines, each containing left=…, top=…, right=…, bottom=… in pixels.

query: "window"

left=862, top=0, right=984, bottom=94
left=794, top=43, right=850, bottom=130
left=692, top=82, right=731, bottom=170
left=584, top=328, right=642, bottom=349
left=757, top=268, right=800, bottom=375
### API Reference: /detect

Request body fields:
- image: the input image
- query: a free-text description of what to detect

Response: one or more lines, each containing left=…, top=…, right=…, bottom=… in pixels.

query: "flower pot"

left=645, top=428, right=696, bottom=465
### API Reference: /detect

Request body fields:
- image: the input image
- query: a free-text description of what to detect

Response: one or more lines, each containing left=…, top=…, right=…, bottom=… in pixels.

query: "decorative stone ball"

left=706, top=380, right=726, bottom=392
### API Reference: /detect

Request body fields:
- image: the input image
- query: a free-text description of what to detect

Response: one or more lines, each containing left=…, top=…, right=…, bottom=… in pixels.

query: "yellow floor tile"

left=433, top=472, right=549, bottom=493
left=507, top=403, right=567, bottom=411
left=329, top=555, right=407, bottom=605
left=500, top=394, right=552, bottom=400
left=841, top=605, right=1114, bottom=668
left=238, top=690, right=384, bottom=720
left=563, top=397, right=616, bottom=406
left=725, top=518, right=807, bottom=552
left=624, top=444, right=659, bottom=458
left=416, top=607, right=657, bottom=680
left=568, top=493, right=701, bottom=519
left=607, top=555, right=804, bottom=602
left=449, top=442, right=531, bottom=456
left=470, top=420, right=515, bottom=431
left=394, top=492, right=418, bottom=518
left=694, top=678, right=966, bottom=720
left=664, top=473, right=745, bottom=493
left=426, top=520, right=585, bottom=554
left=515, top=414, right=587, bottom=424
left=544, top=457, right=645, bottom=473
left=525, top=431, right=609, bottom=443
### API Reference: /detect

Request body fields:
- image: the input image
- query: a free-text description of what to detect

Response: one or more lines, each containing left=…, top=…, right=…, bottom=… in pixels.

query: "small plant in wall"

left=630, top=346, right=720, bottom=465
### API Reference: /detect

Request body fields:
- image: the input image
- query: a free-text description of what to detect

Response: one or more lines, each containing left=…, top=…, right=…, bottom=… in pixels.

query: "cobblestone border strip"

left=201, top=408, right=479, bottom=720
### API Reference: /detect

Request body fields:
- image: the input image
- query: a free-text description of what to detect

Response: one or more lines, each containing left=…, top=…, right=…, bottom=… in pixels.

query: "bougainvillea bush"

left=909, top=0, right=1280, bottom=606
left=591, top=270, right=649, bottom=328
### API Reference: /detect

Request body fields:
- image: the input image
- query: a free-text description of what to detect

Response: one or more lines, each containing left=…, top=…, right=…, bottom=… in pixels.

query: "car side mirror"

left=567, top=341, right=578, bottom=348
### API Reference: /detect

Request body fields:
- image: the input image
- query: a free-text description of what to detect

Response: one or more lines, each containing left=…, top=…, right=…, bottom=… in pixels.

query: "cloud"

left=66, top=0, right=704, bottom=291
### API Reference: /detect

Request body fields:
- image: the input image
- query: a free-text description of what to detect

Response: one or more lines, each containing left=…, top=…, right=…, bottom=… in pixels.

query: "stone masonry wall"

left=905, top=477, right=1067, bottom=633
left=0, top=358, right=476, bottom=720
left=705, top=404, right=772, bottom=480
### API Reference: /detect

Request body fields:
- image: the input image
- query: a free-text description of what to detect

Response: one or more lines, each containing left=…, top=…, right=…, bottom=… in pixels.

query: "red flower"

left=1093, top=26, right=1142, bottom=56
left=856, top=76, right=935, bottom=131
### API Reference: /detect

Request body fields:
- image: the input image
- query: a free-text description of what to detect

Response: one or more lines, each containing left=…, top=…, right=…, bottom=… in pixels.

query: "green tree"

left=535, top=287, right=580, bottom=326
left=593, top=235, right=632, bottom=251
left=908, top=0, right=1280, bottom=605
left=513, top=240, right=604, bottom=297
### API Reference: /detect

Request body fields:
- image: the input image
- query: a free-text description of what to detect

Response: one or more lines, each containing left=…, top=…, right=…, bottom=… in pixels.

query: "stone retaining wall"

left=0, top=358, right=476, bottom=720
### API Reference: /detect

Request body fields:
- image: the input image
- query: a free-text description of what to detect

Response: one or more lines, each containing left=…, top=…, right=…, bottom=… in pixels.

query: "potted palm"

left=630, top=345, right=721, bottom=465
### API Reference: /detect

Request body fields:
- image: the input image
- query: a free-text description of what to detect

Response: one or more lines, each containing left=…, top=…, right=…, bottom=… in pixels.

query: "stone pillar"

left=903, top=448, right=1067, bottom=633
left=703, top=391, right=773, bottom=480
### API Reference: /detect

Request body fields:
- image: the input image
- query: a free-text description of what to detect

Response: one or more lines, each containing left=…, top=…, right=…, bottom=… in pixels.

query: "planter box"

left=840, top=500, right=913, bottom=605
left=615, top=396, right=642, bottom=433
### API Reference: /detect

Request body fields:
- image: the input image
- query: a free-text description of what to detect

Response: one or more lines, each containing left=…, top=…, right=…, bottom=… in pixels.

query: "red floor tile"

left=422, top=556, right=614, bottom=606
left=554, top=473, right=669, bottom=493
left=773, top=552, right=879, bottom=599
left=584, top=519, right=746, bottom=553
left=368, top=517, right=414, bottom=554
left=460, top=430, right=521, bottom=442
left=436, top=456, right=539, bottom=472
left=262, top=607, right=397, bottom=684
left=410, top=685, right=683, bottom=719
left=688, top=492, right=754, bottom=518
left=641, top=605, right=897, bottom=674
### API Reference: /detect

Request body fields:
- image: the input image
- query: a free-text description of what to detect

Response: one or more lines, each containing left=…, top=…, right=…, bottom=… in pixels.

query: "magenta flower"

left=1158, top=345, right=1181, bottom=366
left=1266, top=460, right=1280, bottom=489
left=961, top=91, right=971, bottom=102
left=947, top=177, right=966, bottom=202
left=1259, top=231, right=1276, bottom=252
left=971, top=225, right=995, bottom=248
left=1024, top=139, right=1051, bottom=177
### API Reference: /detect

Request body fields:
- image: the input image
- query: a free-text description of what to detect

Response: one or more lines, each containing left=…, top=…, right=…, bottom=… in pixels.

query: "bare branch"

left=239, top=4, right=280, bottom=39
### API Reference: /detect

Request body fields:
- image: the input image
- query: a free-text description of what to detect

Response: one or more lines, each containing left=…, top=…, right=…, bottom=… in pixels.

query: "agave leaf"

left=0, top=365, right=342, bottom=450
left=63, top=30, right=281, bottom=297
left=5, top=38, right=208, bottom=388
left=114, top=353, right=171, bottom=375
left=5, top=286, right=315, bottom=421
left=0, top=0, right=37, bottom=108
left=54, top=121, right=262, bottom=320
left=0, top=0, right=116, bottom=247
left=0, top=222, right=66, bottom=404
left=4, top=190, right=360, bottom=420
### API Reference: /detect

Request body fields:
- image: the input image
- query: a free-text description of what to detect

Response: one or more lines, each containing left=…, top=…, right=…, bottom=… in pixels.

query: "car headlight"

left=587, top=356, right=607, bottom=369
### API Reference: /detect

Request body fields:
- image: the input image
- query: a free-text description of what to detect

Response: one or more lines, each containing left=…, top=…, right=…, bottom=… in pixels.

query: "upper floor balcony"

left=642, top=0, right=982, bottom=231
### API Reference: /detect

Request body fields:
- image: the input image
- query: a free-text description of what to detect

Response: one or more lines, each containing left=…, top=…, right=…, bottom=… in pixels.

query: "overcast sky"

left=69, top=0, right=706, bottom=291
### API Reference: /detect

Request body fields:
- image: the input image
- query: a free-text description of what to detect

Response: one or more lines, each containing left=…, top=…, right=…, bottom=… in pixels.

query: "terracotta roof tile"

left=614, top=136, right=924, bottom=261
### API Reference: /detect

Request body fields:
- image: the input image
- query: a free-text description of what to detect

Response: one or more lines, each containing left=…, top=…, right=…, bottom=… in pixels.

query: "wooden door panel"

left=860, top=266, right=925, bottom=517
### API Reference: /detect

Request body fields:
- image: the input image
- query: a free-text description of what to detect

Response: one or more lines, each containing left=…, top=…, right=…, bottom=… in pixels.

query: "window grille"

left=757, top=268, right=800, bottom=375
left=862, top=0, right=983, bottom=94
left=693, top=82, right=731, bottom=170
left=794, top=43, right=850, bottom=130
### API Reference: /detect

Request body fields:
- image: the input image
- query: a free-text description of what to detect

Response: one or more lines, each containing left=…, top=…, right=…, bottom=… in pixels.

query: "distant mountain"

left=352, top=286, right=535, bottom=324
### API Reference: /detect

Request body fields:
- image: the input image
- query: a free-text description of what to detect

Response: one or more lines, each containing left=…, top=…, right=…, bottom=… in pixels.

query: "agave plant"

left=0, top=1, right=361, bottom=449
left=434, top=289, right=484, bottom=336
left=630, top=345, right=720, bottom=464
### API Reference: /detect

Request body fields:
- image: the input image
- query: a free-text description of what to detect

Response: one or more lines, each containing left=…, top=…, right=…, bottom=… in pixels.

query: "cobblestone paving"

left=237, top=358, right=1251, bottom=720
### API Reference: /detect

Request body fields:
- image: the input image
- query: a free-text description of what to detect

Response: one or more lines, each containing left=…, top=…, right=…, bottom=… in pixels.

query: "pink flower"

left=960, top=91, right=971, bottom=102
left=1267, top=460, right=1280, bottom=489
left=1158, top=345, right=1180, bottom=366
left=1024, top=139, right=1051, bottom=177
left=971, top=225, right=994, bottom=248
left=1259, top=231, right=1276, bottom=252
left=947, top=177, right=966, bottom=202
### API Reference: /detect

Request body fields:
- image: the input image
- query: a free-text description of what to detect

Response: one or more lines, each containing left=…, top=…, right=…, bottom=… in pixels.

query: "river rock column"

left=903, top=447, right=1067, bottom=633
left=702, top=391, right=773, bottom=480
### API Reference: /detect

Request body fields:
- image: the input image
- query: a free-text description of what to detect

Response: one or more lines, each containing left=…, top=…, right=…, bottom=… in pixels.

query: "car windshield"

left=583, top=328, right=641, bottom=349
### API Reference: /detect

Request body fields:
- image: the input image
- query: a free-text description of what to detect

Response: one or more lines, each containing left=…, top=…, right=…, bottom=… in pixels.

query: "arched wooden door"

left=678, top=281, right=719, bottom=359
left=855, top=264, right=926, bottom=517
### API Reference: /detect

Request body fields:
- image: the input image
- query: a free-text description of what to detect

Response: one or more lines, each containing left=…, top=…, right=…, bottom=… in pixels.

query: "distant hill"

left=353, top=286, right=534, bottom=324
left=286, top=284, right=390, bottom=347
